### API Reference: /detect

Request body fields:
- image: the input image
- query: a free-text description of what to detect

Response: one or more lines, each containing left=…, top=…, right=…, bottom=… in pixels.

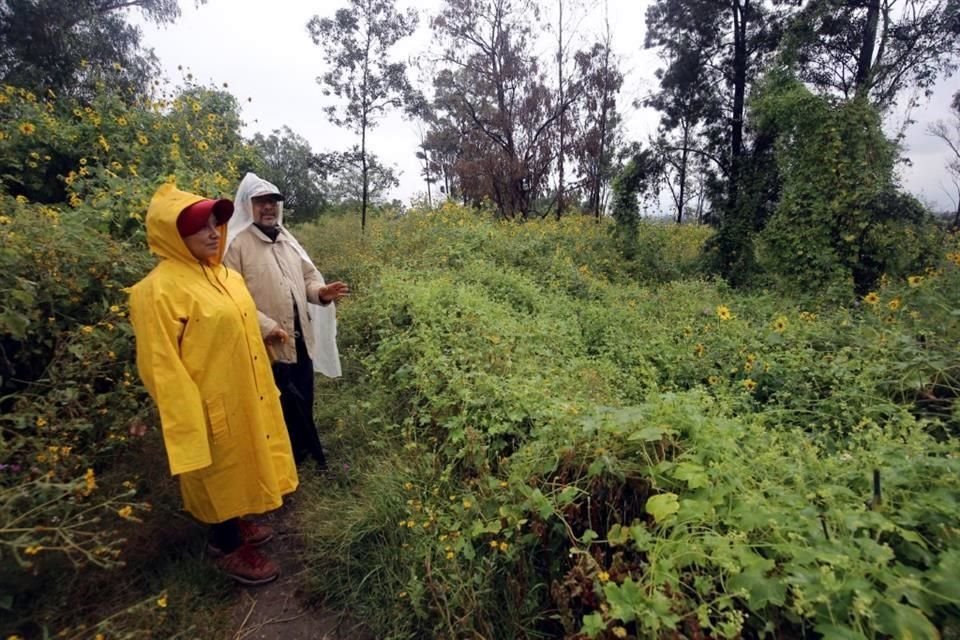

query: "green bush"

left=298, top=206, right=960, bottom=639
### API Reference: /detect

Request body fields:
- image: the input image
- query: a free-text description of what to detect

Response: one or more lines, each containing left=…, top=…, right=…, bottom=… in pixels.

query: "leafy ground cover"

left=296, top=205, right=960, bottom=639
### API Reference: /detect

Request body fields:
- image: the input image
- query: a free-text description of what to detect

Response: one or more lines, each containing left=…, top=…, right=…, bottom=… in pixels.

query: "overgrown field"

left=294, top=206, right=960, bottom=639
left=2, top=98, right=958, bottom=637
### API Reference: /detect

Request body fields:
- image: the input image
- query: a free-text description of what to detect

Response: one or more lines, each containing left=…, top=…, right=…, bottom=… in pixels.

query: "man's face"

left=252, top=194, right=280, bottom=227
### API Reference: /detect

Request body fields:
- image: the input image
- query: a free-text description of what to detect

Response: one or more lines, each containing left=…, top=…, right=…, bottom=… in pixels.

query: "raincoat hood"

left=147, top=183, right=227, bottom=266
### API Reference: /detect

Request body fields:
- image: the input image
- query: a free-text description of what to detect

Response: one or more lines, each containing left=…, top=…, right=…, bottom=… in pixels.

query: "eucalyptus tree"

left=307, top=0, right=418, bottom=231
left=786, top=0, right=960, bottom=110
left=928, top=91, right=960, bottom=227
left=0, top=0, right=197, bottom=98
left=250, top=126, right=328, bottom=222
left=430, top=0, right=561, bottom=219
left=572, top=32, right=624, bottom=219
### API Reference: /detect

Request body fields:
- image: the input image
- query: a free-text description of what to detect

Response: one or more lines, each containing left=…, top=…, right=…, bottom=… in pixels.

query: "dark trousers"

left=211, top=518, right=241, bottom=553
left=272, top=314, right=327, bottom=468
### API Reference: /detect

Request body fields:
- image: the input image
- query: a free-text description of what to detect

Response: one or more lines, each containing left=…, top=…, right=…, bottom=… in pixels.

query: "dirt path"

left=226, top=498, right=372, bottom=640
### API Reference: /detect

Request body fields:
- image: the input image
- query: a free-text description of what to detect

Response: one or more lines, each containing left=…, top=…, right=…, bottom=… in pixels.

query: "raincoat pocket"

left=205, top=395, right=231, bottom=443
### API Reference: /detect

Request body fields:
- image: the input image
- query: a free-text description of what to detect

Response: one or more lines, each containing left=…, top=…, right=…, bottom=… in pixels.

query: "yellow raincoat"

left=129, top=184, right=298, bottom=524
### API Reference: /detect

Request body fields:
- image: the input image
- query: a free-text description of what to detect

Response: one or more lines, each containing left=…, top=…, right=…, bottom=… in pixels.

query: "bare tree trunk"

left=594, top=4, right=612, bottom=220
left=855, top=0, right=881, bottom=92
left=556, top=0, right=565, bottom=220
left=361, top=117, right=369, bottom=232
left=728, top=0, right=748, bottom=210
left=677, top=124, right=689, bottom=224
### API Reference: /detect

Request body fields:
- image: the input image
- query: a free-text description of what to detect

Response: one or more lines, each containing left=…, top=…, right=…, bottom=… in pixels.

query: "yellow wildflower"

left=24, top=545, right=42, bottom=556
left=156, top=594, right=167, bottom=608
left=462, top=498, right=473, bottom=510
left=742, top=378, right=757, bottom=392
left=772, top=315, right=788, bottom=332
left=19, top=122, right=35, bottom=135
left=84, top=468, right=97, bottom=495
left=117, top=505, right=134, bottom=519
left=36, top=416, right=47, bottom=428
left=489, top=540, right=499, bottom=549
left=0, top=216, right=10, bottom=224
left=81, top=325, right=93, bottom=334
left=694, top=343, right=705, bottom=357
left=612, top=627, right=628, bottom=639
left=598, top=571, right=610, bottom=583
left=907, top=275, right=924, bottom=287
left=716, top=305, right=733, bottom=321
left=137, top=133, right=149, bottom=145
left=887, top=297, right=901, bottom=311
left=863, top=292, right=880, bottom=305
left=445, top=551, right=454, bottom=560
left=498, top=541, right=508, bottom=552
left=196, top=140, right=209, bottom=151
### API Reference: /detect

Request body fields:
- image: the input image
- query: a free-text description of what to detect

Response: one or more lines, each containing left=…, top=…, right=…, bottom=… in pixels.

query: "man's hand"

left=264, top=326, right=289, bottom=344
left=318, top=281, right=350, bottom=304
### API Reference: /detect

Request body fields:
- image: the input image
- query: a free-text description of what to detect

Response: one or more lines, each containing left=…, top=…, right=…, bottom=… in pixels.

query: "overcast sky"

left=137, top=0, right=959, bottom=213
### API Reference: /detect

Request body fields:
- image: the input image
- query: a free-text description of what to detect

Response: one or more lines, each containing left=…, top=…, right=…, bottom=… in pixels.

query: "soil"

left=226, top=497, right=373, bottom=640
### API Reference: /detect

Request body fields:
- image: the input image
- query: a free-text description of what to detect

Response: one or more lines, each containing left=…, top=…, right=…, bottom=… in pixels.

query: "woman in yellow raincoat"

left=129, top=183, right=298, bottom=585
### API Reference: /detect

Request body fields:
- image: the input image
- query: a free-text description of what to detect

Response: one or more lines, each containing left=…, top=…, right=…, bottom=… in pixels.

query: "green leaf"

left=581, top=529, right=598, bottom=545
left=607, top=524, right=630, bottom=546
left=528, top=488, right=553, bottom=520
left=874, top=603, right=939, bottom=640
left=629, top=524, right=653, bottom=550
left=672, top=461, right=709, bottom=488
left=813, top=624, right=869, bottom=640
left=604, top=578, right=645, bottom=623
left=727, top=566, right=786, bottom=609
left=645, top=493, right=679, bottom=524
left=556, top=485, right=579, bottom=507
left=581, top=612, right=606, bottom=638
left=628, top=425, right=666, bottom=442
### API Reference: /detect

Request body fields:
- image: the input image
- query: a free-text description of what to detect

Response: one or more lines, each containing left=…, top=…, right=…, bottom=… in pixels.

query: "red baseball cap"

left=176, top=198, right=234, bottom=237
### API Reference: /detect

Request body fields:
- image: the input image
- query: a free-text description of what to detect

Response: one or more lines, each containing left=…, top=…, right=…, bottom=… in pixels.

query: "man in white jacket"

left=224, top=173, right=348, bottom=469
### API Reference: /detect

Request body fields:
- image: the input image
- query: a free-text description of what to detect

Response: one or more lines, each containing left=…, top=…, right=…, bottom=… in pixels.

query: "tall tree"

left=307, top=0, right=417, bottom=232
left=320, top=148, right=399, bottom=208
left=645, top=0, right=788, bottom=212
left=430, top=0, right=560, bottom=219
left=646, top=0, right=794, bottom=277
left=0, top=0, right=194, bottom=98
left=250, top=126, right=328, bottom=222
left=786, top=0, right=960, bottom=109
left=571, top=22, right=624, bottom=219
left=928, top=90, right=960, bottom=227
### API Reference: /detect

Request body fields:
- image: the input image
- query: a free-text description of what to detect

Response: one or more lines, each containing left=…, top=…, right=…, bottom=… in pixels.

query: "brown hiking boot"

left=238, top=519, right=274, bottom=546
left=214, top=544, right=280, bottom=586
left=207, top=519, right=274, bottom=557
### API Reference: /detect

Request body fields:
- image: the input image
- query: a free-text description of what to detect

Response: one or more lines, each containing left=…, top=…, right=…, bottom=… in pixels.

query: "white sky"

left=136, top=0, right=960, bottom=213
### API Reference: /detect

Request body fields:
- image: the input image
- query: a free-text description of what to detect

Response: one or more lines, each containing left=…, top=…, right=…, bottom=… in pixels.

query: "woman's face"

left=182, top=213, right=221, bottom=262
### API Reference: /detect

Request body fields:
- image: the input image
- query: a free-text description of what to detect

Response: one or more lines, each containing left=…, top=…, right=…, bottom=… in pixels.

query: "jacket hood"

left=226, top=172, right=285, bottom=252
left=146, top=183, right=227, bottom=265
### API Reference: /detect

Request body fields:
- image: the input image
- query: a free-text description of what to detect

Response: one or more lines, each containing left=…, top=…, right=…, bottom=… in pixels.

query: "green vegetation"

left=293, top=206, right=960, bottom=639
